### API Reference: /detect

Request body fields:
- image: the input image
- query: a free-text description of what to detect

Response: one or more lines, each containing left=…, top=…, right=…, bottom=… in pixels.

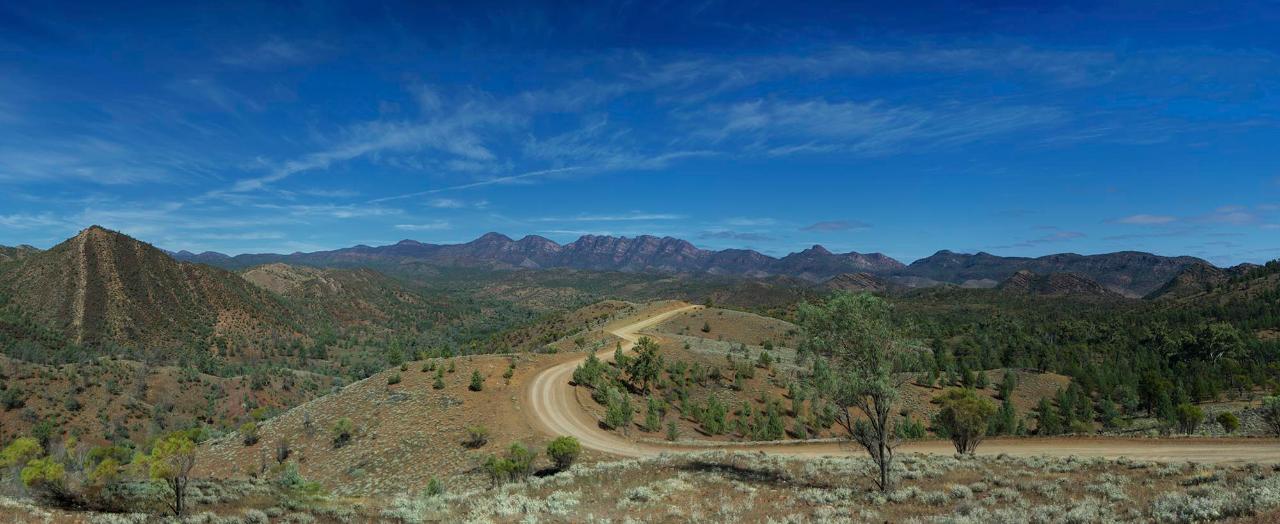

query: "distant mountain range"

left=0, top=226, right=1274, bottom=355
left=166, top=231, right=1223, bottom=297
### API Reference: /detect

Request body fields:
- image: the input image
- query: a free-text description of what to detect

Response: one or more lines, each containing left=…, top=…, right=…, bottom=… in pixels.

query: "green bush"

left=896, top=416, right=927, bottom=439
left=484, top=443, right=536, bottom=486
left=754, top=402, right=785, bottom=441
left=469, top=370, right=485, bottom=392
left=933, top=388, right=997, bottom=454
left=572, top=353, right=604, bottom=387
left=757, top=350, right=773, bottom=369
left=463, top=426, right=489, bottom=448
left=546, top=436, right=581, bottom=470
left=1068, top=420, right=1094, bottom=434
left=240, top=422, right=259, bottom=446
left=644, top=397, right=663, bottom=432
left=0, top=437, right=42, bottom=468
left=1175, top=403, right=1204, bottom=435
left=425, top=476, right=445, bottom=497
left=387, top=372, right=401, bottom=385
left=603, top=387, right=633, bottom=430
left=700, top=397, right=727, bottom=435
left=1217, top=411, right=1240, bottom=433
left=332, top=418, right=354, bottom=448
left=1035, top=398, right=1063, bottom=435
left=21, top=457, right=69, bottom=504
left=1, top=387, right=24, bottom=410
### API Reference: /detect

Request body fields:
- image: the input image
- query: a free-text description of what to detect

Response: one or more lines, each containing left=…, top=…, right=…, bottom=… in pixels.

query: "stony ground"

left=194, top=354, right=564, bottom=497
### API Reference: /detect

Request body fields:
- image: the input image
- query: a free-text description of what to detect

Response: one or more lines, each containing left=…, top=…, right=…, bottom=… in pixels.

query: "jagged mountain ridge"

left=170, top=233, right=1215, bottom=296
left=174, top=232, right=906, bottom=282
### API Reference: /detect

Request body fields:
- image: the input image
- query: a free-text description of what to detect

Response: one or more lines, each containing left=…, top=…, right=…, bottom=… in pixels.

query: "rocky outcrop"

left=997, top=270, right=1123, bottom=299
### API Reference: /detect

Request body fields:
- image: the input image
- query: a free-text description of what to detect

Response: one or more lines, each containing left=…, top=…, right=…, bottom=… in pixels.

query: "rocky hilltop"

left=901, top=250, right=1209, bottom=297
left=0, top=226, right=297, bottom=349
left=996, top=270, right=1123, bottom=299
left=822, top=272, right=889, bottom=293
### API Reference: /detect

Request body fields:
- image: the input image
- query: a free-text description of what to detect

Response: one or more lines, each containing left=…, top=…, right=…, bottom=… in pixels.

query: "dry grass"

left=193, top=353, right=601, bottom=497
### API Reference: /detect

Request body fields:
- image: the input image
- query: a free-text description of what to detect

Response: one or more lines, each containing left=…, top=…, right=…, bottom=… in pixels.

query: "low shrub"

left=332, top=418, right=354, bottom=448
left=546, top=436, right=581, bottom=470
left=240, top=422, right=259, bottom=446
left=464, top=426, right=489, bottom=448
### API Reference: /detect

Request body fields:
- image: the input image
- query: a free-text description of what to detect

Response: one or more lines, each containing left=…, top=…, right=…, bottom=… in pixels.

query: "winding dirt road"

left=523, top=304, right=1280, bottom=464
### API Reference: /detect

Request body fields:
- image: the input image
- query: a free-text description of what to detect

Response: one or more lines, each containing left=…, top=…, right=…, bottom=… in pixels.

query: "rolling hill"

left=0, top=244, right=40, bottom=263
left=0, top=226, right=300, bottom=353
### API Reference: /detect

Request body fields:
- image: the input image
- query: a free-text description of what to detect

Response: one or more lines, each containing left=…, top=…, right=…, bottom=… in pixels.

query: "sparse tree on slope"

left=798, top=292, right=909, bottom=493
left=149, top=432, right=197, bottom=516
left=626, top=337, right=663, bottom=393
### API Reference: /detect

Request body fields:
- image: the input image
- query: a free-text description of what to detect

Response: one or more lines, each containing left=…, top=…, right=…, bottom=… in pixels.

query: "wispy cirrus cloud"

left=0, top=137, right=181, bottom=185
left=532, top=212, right=685, bottom=222
left=219, top=37, right=325, bottom=69
left=989, top=228, right=1086, bottom=250
left=724, top=217, right=776, bottom=227
left=1112, top=205, right=1273, bottom=228
left=801, top=220, right=870, bottom=232
left=215, top=96, right=522, bottom=197
left=633, top=45, right=1118, bottom=100
left=699, top=229, right=774, bottom=242
left=254, top=203, right=402, bottom=219
left=0, top=212, right=65, bottom=229
left=368, top=167, right=585, bottom=203
left=428, top=198, right=466, bottom=208
left=394, top=220, right=452, bottom=231
left=169, top=78, right=264, bottom=113
left=1195, top=205, right=1263, bottom=225
left=1112, top=214, right=1178, bottom=225
left=694, top=98, right=1065, bottom=157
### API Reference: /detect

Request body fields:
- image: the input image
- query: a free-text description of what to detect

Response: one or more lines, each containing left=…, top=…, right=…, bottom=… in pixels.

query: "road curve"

left=523, top=304, right=1280, bottom=464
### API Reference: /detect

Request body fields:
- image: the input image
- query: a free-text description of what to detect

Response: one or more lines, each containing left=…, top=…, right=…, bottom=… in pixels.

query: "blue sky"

left=1, top=1, right=1278, bottom=265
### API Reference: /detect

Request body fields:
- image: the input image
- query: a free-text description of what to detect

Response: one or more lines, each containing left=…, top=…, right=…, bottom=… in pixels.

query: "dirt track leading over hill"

left=523, top=303, right=1280, bottom=464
